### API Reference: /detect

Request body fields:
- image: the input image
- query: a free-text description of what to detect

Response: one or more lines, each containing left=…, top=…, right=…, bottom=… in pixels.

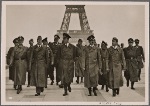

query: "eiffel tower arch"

left=57, top=5, right=94, bottom=45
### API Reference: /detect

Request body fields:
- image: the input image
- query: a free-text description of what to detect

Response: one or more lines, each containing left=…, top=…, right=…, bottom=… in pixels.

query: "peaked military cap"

left=42, top=37, right=48, bottom=42
left=135, top=39, right=139, bottom=43
left=128, top=38, right=134, bottom=43
left=63, top=33, right=71, bottom=39
left=78, top=39, right=83, bottom=42
left=112, top=37, right=118, bottom=42
left=18, top=36, right=24, bottom=41
left=13, top=38, right=19, bottom=43
left=54, top=35, right=60, bottom=39
left=101, top=41, right=107, bottom=46
left=87, top=35, right=95, bottom=41
left=29, top=39, right=34, bottom=42
left=37, top=36, right=42, bottom=40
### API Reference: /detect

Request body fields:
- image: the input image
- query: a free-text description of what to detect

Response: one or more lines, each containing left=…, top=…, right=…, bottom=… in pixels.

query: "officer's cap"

left=54, top=35, right=60, bottom=39
left=78, top=39, right=83, bottom=42
left=18, top=36, right=24, bottom=42
left=42, top=37, right=48, bottom=42
left=101, top=41, right=107, bottom=46
left=87, top=35, right=95, bottom=41
left=29, top=39, right=34, bottom=42
left=13, top=38, right=19, bottom=43
left=128, top=38, right=134, bottom=43
left=37, top=36, right=42, bottom=40
left=135, top=39, right=139, bottom=43
left=63, top=33, right=71, bottom=39
left=112, top=37, right=118, bottom=42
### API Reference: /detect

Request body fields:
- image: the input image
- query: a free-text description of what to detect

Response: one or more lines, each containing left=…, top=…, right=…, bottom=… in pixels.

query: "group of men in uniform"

left=6, top=33, right=144, bottom=97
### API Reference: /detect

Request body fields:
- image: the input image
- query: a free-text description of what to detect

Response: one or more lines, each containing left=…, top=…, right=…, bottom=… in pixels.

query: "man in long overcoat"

left=75, top=39, right=85, bottom=84
left=42, top=37, right=54, bottom=88
left=84, top=35, right=102, bottom=96
left=29, top=36, right=49, bottom=96
left=9, top=36, right=28, bottom=94
left=134, top=39, right=145, bottom=81
left=49, top=35, right=61, bottom=85
left=7, top=38, right=19, bottom=90
left=98, top=41, right=109, bottom=92
left=124, top=38, right=139, bottom=89
left=57, top=33, right=76, bottom=96
left=108, top=37, right=126, bottom=97
left=26, top=39, right=34, bottom=87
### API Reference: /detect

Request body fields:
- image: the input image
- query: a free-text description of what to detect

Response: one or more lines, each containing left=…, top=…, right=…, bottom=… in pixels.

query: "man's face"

left=54, top=38, right=59, bottom=42
left=112, top=40, right=117, bottom=46
left=135, top=42, right=139, bottom=45
left=14, top=42, right=19, bottom=46
left=121, top=44, right=124, bottom=48
left=78, top=41, right=82, bottom=45
left=129, top=42, right=133, bottom=46
left=63, top=37, right=69, bottom=44
left=101, top=44, right=106, bottom=49
left=89, top=40, right=94, bottom=45
left=43, top=42, right=48, bottom=45
left=29, top=41, right=34, bottom=45
left=37, top=39, right=42, bottom=45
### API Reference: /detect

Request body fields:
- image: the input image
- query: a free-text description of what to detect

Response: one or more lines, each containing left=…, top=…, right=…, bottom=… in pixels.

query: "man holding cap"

left=7, top=38, right=19, bottom=90
left=108, top=37, right=126, bottom=97
left=57, top=33, right=76, bottom=96
left=30, top=36, right=49, bottom=96
left=124, top=38, right=138, bottom=89
left=134, top=39, right=145, bottom=81
left=84, top=35, right=102, bottom=96
left=9, top=36, right=28, bottom=94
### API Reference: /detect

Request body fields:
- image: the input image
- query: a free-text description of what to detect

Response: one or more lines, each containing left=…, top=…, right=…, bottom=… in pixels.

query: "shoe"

left=101, top=85, right=104, bottom=90
left=51, top=81, right=54, bottom=85
left=45, top=86, right=47, bottom=88
left=112, top=89, right=116, bottom=97
left=131, top=87, right=135, bottom=90
left=139, top=77, right=141, bottom=81
left=56, top=82, right=59, bottom=85
left=35, top=93, right=40, bottom=96
left=106, top=89, right=109, bottom=92
left=116, top=88, right=119, bottom=95
left=59, top=85, right=64, bottom=88
left=76, top=80, right=79, bottom=84
left=63, top=92, right=68, bottom=96
left=27, top=85, right=30, bottom=87
left=88, top=88, right=92, bottom=96
left=17, top=89, right=21, bottom=94
left=93, top=88, right=97, bottom=96
left=41, top=88, right=44, bottom=92
left=68, top=87, right=71, bottom=92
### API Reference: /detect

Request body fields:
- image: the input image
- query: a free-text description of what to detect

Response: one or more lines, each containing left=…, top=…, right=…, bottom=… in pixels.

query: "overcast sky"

left=6, top=5, right=145, bottom=51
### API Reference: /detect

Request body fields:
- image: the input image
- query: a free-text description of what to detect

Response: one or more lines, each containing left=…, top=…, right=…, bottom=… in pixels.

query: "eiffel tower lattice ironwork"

left=57, top=5, right=94, bottom=45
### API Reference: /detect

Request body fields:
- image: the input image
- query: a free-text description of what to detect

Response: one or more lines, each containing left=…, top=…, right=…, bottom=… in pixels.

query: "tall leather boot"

left=101, top=85, right=104, bottom=90
left=17, top=85, right=21, bottom=94
left=93, top=87, right=97, bottom=96
left=88, top=87, right=92, bottom=96
left=76, top=77, right=79, bottom=84
left=131, top=82, right=135, bottom=90
left=116, top=88, right=119, bottom=95
left=68, top=83, right=71, bottom=92
left=112, top=89, right=116, bottom=97
left=63, top=84, right=68, bottom=96
left=106, top=85, right=109, bottom=92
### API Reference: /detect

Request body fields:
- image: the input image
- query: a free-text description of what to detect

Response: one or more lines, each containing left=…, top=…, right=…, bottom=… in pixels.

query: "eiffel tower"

left=57, top=5, right=94, bottom=45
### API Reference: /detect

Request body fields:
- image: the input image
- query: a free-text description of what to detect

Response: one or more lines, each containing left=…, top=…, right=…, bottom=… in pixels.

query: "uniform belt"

left=126, top=57, right=136, bottom=60
left=15, top=58, right=26, bottom=60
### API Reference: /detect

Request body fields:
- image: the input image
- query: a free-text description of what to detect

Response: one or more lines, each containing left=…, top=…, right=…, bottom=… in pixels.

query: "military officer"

left=84, top=35, right=102, bottom=96
left=75, top=39, right=85, bottom=84
left=27, top=39, right=34, bottom=87
left=121, top=43, right=124, bottom=49
left=42, top=37, right=54, bottom=88
left=49, top=35, right=61, bottom=86
left=98, top=41, right=109, bottom=92
left=124, top=38, right=139, bottom=89
left=57, top=33, right=76, bottom=96
left=30, top=36, right=49, bottom=96
left=134, top=39, right=145, bottom=81
left=7, top=38, right=19, bottom=90
left=108, top=37, right=126, bottom=97
left=9, top=36, right=28, bottom=94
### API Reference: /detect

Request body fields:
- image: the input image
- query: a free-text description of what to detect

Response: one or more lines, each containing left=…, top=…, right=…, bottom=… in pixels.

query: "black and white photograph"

left=1, top=1, right=149, bottom=105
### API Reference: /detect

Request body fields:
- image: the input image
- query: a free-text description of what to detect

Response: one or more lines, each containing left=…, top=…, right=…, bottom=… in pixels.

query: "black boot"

left=131, top=82, right=135, bottom=90
left=51, top=80, right=54, bottom=85
left=127, top=79, right=129, bottom=87
left=76, top=77, right=79, bottom=84
left=14, top=85, right=17, bottom=90
left=101, top=85, right=104, bottom=90
left=56, top=82, right=59, bottom=85
left=93, top=87, right=97, bottom=96
left=112, top=89, right=116, bottom=97
left=63, top=84, right=68, bottom=96
left=68, top=84, right=71, bottom=92
left=116, top=88, right=119, bottom=95
left=106, top=85, right=109, bottom=92
left=35, top=93, right=40, bottom=96
left=81, top=77, right=83, bottom=83
left=88, top=87, right=92, bottom=96
left=41, top=87, right=44, bottom=92
left=17, top=85, right=21, bottom=94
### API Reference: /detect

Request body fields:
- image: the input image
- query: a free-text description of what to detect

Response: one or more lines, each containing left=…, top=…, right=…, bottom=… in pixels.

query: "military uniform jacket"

left=27, top=46, right=34, bottom=72
left=57, top=43, right=76, bottom=84
left=84, top=45, right=102, bottom=88
left=30, top=45, right=49, bottom=87
left=10, top=46, right=28, bottom=85
left=108, top=46, right=126, bottom=89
